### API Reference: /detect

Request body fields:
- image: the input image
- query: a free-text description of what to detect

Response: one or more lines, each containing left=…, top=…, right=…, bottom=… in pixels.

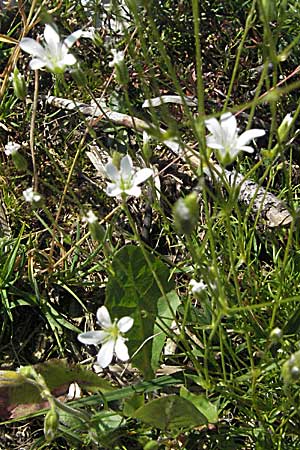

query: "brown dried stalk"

left=46, top=95, right=293, bottom=228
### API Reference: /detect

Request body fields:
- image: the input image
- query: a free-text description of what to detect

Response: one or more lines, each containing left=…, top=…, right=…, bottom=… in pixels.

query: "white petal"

left=29, top=58, right=46, bottom=70
left=64, top=29, right=82, bottom=48
left=124, top=185, right=141, bottom=197
left=238, top=145, right=254, bottom=154
left=237, top=129, right=265, bottom=147
left=205, top=117, right=222, bottom=139
left=19, top=38, right=45, bottom=58
left=106, top=183, right=122, bottom=197
left=105, top=161, right=120, bottom=182
left=120, top=155, right=134, bottom=178
left=78, top=330, right=108, bottom=345
left=60, top=53, right=77, bottom=66
left=206, top=135, right=224, bottom=150
left=97, top=339, right=114, bottom=367
left=96, top=306, right=112, bottom=328
left=220, top=113, right=237, bottom=143
left=117, top=316, right=134, bottom=333
left=44, top=24, right=60, bottom=48
left=115, top=337, right=130, bottom=361
left=132, top=168, right=153, bottom=185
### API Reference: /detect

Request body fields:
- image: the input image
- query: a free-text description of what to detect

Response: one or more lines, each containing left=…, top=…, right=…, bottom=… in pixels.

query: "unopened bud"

left=173, top=192, right=199, bottom=235
left=278, top=113, right=292, bottom=143
left=142, top=131, right=152, bottom=161
left=282, top=350, right=300, bottom=384
left=144, top=440, right=159, bottom=450
left=11, top=67, right=27, bottom=100
left=270, top=327, right=282, bottom=342
left=83, top=210, right=106, bottom=242
left=44, top=408, right=59, bottom=442
left=260, top=0, right=277, bottom=21
left=109, top=50, right=129, bottom=85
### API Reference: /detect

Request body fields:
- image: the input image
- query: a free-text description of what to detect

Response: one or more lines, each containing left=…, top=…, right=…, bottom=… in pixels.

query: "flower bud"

left=173, top=192, right=199, bottom=235
left=282, top=350, right=300, bottom=384
left=11, top=67, right=27, bottom=100
left=142, top=131, right=152, bottom=161
left=109, top=49, right=129, bottom=85
left=83, top=210, right=106, bottom=242
left=269, top=327, right=282, bottom=342
left=144, top=440, right=159, bottom=450
left=44, top=408, right=59, bottom=442
left=278, top=113, right=292, bottom=143
left=260, top=0, right=277, bottom=21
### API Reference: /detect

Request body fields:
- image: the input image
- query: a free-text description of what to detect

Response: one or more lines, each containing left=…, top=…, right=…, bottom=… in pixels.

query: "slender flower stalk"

left=205, top=112, right=265, bottom=165
left=78, top=306, right=134, bottom=368
left=19, top=24, right=82, bottom=73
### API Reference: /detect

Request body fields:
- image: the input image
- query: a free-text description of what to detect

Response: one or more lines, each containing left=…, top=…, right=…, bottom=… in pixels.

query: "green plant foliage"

left=106, top=245, right=178, bottom=379
left=132, top=395, right=207, bottom=431
left=0, top=360, right=114, bottom=420
left=179, top=386, right=218, bottom=424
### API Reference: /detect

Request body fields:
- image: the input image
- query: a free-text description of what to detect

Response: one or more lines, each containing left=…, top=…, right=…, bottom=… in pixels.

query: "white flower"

left=78, top=306, right=134, bottom=368
left=189, top=279, right=207, bottom=295
left=105, top=154, right=153, bottom=198
left=4, top=141, right=20, bottom=156
left=23, top=187, right=41, bottom=203
left=205, top=112, right=265, bottom=165
left=109, top=49, right=125, bottom=68
left=80, top=27, right=96, bottom=40
left=82, top=210, right=98, bottom=224
left=19, top=24, right=82, bottom=73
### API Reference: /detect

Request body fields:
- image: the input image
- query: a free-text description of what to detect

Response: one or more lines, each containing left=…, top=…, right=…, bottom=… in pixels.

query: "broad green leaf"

left=152, top=290, right=180, bottom=370
left=180, top=386, right=218, bottom=423
left=133, top=395, right=207, bottom=431
left=123, top=394, right=144, bottom=416
left=106, top=245, right=175, bottom=378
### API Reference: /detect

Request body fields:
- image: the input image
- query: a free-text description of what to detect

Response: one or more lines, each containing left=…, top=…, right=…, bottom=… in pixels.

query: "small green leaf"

left=180, top=386, right=218, bottom=423
left=133, top=395, right=207, bottom=431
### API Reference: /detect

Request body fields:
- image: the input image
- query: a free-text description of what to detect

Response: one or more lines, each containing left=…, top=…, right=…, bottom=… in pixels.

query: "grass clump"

left=1, top=0, right=300, bottom=449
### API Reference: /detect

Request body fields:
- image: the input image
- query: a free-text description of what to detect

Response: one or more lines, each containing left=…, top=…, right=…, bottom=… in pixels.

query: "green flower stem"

left=223, top=2, right=256, bottom=112
left=191, top=0, right=206, bottom=152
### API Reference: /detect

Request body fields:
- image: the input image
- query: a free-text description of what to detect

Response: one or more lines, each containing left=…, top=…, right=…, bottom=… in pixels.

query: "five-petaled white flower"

left=189, top=279, right=207, bottom=295
left=109, top=49, right=125, bottom=68
left=82, top=210, right=98, bottom=224
left=105, top=154, right=153, bottom=198
left=4, top=141, right=20, bottom=156
left=19, top=24, right=82, bottom=73
left=205, top=112, right=265, bottom=165
left=23, top=187, right=42, bottom=203
left=78, top=306, right=134, bottom=368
